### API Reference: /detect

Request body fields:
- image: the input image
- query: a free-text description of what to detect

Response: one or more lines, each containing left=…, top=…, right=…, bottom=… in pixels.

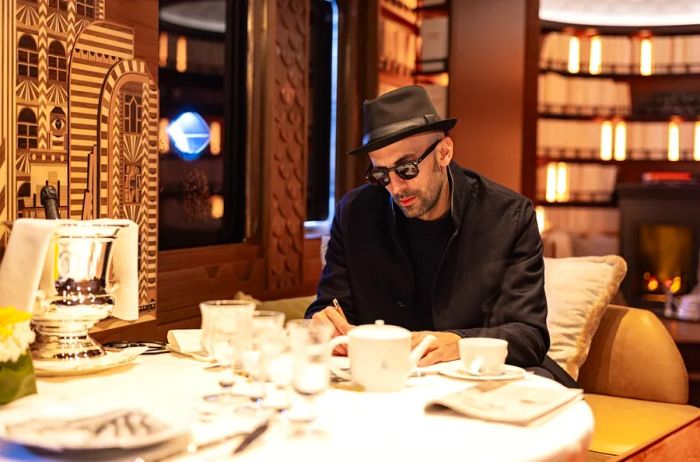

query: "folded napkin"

left=167, top=329, right=211, bottom=361
left=0, top=218, right=138, bottom=320
left=425, top=382, right=583, bottom=426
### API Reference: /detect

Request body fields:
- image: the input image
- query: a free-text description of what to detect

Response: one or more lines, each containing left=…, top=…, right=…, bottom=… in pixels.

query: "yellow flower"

left=0, top=306, right=31, bottom=338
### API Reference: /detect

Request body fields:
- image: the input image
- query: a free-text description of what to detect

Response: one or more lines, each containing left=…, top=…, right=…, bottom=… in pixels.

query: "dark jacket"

left=306, top=162, right=550, bottom=368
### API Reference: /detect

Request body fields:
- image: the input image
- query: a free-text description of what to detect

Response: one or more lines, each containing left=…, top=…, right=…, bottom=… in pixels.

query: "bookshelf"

left=535, top=24, right=700, bottom=234
left=377, top=0, right=450, bottom=117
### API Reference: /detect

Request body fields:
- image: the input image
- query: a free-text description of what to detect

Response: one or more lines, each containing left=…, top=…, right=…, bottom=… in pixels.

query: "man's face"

left=368, top=133, right=448, bottom=220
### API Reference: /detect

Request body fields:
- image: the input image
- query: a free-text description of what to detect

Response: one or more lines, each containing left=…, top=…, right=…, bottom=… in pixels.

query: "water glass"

left=286, top=319, right=333, bottom=434
left=199, top=300, right=254, bottom=405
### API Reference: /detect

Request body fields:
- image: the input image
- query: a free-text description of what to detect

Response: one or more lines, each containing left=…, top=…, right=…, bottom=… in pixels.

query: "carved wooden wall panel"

left=264, top=0, right=309, bottom=291
left=0, top=0, right=158, bottom=313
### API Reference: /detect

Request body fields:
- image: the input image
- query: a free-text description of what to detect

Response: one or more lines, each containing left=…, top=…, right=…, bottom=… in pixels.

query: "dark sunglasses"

left=365, top=139, right=441, bottom=186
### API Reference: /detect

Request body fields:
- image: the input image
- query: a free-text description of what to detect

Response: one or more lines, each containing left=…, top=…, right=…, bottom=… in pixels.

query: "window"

left=49, top=0, right=68, bottom=11
left=158, top=0, right=247, bottom=249
left=18, top=35, right=38, bottom=79
left=123, top=162, right=141, bottom=205
left=17, top=108, right=38, bottom=150
left=76, top=0, right=95, bottom=18
left=48, top=41, right=67, bottom=83
left=123, top=93, right=142, bottom=134
left=306, top=0, right=338, bottom=227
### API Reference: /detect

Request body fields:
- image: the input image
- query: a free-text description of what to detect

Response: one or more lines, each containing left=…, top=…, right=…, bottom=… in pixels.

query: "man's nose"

left=386, top=171, right=406, bottom=195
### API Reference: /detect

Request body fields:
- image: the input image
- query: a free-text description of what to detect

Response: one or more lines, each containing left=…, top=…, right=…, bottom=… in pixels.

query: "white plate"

left=1, top=407, right=188, bottom=452
left=33, top=347, right=147, bottom=377
left=438, top=363, right=526, bottom=381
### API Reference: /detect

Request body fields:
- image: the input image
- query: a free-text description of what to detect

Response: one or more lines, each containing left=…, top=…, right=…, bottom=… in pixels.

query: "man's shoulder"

left=338, top=183, right=388, bottom=210
left=457, top=167, right=532, bottom=208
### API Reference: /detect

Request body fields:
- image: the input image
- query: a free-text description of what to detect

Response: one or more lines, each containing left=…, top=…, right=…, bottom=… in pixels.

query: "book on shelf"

left=419, top=16, right=449, bottom=61
left=641, top=171, right=694, bottom=183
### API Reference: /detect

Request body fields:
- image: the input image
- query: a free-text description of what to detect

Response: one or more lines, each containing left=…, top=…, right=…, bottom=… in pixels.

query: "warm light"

left=209, top=195, right=224, bottom=219
left=600, top=121, right=613, bottom=160
left=640, top=37, right=653, bottom=76
left=647, top=278, right=659, bottom=292
left=556, top=162, right=569, bottom=202
left=545, top=163, right=558, bottom=202
left=614, top=121, right=627, bottom=161
left=694, top=121, right=700, bottom=161
left=209, top=121, right=221, bottom=155
left=668, top=121, right=680, bottom=161
left=567, top=36, right=580, bottom=73
left=589, top=36, right=602, bottom=75
left=159, top=118, right=169, bottom=153
left=535, top=206, right=546, bottom=234
left=670, top=276, right=682, bottom=294
left=158, top=32, right=168, bottom=68
left=176, top=36, right=187, bottom=73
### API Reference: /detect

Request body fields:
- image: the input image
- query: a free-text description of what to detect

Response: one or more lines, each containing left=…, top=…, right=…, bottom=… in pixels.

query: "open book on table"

left=425, top=381, right=583, bottom=426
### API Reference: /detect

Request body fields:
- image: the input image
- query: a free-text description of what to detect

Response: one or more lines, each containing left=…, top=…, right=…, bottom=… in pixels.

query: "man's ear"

left=437, top=136, right=453, bottom=167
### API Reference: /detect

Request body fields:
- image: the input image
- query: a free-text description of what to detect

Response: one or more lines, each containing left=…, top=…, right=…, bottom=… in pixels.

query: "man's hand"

left=411, top=331, right=461, bottom=367
left=310, top=305, right=354, bottom=356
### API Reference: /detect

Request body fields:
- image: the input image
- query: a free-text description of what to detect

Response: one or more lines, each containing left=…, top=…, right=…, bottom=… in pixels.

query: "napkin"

left=0, top=218, right=138, bottom=320
left=167, top=329, right=209, bottom=360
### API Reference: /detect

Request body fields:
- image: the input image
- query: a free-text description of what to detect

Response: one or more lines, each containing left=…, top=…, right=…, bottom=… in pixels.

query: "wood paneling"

left=448, top=0, right=539, bottom=196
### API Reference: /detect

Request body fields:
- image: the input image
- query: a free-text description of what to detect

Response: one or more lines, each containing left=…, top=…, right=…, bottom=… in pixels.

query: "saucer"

left=33, top=347, right=147, bottom=377
left=438, top=363, right=526, bottom=381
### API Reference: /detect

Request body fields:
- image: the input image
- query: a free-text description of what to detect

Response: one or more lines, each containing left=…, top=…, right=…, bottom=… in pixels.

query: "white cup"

left=458, top=337, right=508, bottom=375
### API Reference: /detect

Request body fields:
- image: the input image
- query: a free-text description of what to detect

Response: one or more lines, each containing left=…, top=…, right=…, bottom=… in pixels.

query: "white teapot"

left=327, top=320, right=435, bottom=392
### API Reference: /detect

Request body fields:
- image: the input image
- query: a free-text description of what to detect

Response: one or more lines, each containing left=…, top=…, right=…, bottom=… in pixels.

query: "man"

left=306, top=85, right=554, bottom=376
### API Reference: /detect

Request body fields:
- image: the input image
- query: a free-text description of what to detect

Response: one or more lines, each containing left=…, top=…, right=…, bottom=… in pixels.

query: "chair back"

left=578, top=304, right=688, bottom=404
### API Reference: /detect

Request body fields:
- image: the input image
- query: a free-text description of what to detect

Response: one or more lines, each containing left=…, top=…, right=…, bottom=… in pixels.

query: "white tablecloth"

left=0, top=354, right=593, bottom=462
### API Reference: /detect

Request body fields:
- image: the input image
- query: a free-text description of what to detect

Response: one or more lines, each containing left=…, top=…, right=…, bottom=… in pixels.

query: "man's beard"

left=393, top=173, right=444, bottom=219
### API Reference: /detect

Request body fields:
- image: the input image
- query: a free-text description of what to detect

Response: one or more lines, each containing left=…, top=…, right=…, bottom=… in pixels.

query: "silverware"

left=148, top=419, right=268, bottom=461
left=232, top=419, right=269, bottom=454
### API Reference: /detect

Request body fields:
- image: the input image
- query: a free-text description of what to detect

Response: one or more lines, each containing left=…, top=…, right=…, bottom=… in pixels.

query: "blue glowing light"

left=167, top=111, right=210, bottom=161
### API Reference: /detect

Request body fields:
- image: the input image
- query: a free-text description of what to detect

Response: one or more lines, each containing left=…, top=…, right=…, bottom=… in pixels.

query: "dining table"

left=0, top=351, right=594, bottom=462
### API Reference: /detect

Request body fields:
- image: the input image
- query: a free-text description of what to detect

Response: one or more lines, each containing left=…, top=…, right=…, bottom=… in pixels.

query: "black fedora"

left=347, top=85, right=457, bottom=155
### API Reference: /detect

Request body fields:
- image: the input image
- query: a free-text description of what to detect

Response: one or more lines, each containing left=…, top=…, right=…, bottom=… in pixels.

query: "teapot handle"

left=327, top=336, right=351, bottom=381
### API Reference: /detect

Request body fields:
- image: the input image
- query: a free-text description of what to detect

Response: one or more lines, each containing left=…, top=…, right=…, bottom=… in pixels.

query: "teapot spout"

left=409, top=334, right=436, bottom=368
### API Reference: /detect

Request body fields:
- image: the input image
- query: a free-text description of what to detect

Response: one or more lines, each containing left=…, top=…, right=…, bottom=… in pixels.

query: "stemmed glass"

left=199, top=300, right=254, bottom=408
left=285, top=319, right=334, bottom=435
left=240, top=310, right=286, bottom=410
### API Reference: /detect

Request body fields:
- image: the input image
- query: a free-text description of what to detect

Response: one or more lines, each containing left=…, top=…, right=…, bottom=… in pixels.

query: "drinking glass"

left=240, top=311, right=286, bottom=409
left=286, top=319, right=333, bottom=435
left=199, top=300, right=254, bottom=406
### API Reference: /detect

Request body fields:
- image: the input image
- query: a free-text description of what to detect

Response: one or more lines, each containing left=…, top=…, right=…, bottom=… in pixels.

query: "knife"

left=232, top=419, right=269, bottom=454
left=147, top=419, right=268, bottom=461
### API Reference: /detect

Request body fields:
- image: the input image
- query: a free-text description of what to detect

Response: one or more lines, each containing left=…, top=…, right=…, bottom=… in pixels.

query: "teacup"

left=458, top=337, right=508, bottom=375
left=327, top=320, right=435, bottom=392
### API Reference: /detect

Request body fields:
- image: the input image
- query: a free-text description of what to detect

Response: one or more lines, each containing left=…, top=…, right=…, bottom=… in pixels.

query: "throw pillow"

left=545, top=255, right=627, bottom=380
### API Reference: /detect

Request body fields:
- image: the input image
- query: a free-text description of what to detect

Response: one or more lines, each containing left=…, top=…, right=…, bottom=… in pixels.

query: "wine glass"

left=240, top=310, right=286, bottom=410
left=199, top=300, right=254, bottom=408
left=285, top=319, right=333, bottom=435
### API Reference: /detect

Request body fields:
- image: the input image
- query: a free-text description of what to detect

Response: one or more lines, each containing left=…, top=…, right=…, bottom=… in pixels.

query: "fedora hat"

left=347, top=85, right=457, bottom=155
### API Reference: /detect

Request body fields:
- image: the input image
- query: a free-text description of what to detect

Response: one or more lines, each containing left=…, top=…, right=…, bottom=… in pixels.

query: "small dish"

left=438, top=363, right=526, bottom=381
left=32, top=346, right=147, bottom=377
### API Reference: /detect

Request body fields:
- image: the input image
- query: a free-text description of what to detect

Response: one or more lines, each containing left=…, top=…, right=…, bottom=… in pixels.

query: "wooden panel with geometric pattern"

left=1, top=0, right=158, bottom=313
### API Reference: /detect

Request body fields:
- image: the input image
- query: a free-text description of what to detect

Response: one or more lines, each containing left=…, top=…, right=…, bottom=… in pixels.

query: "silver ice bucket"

left=31, top=223, right=122, bottom=360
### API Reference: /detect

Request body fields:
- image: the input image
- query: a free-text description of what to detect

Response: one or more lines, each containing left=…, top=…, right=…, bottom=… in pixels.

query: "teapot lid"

left=349, top=319, right=409, bottom=340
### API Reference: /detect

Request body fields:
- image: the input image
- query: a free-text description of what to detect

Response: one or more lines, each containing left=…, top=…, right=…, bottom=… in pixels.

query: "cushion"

left=584, top=393, right=700, bottom=456
left=544, top=255, right=627, bottom=380
left=234, top=291, right=314, bottom=321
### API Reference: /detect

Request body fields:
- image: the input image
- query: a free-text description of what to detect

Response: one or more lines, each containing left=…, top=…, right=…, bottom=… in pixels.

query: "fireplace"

left=618, top=183, right=700, bottom=312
